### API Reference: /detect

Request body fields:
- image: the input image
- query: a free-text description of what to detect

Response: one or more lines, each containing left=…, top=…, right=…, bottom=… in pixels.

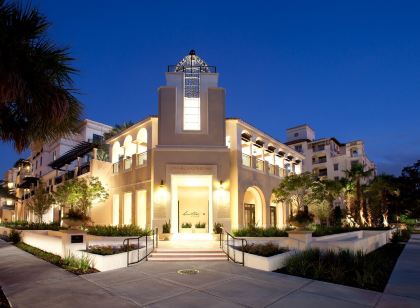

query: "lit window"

left=183, top=97, right=200, bottom=130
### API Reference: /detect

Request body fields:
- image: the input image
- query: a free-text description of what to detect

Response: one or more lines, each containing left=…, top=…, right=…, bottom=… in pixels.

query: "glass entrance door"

left=270, top=206, right=277, bottom=227
left=244, top=203, right=255, bottom=227
left=178, top=186, right=209, bottom=233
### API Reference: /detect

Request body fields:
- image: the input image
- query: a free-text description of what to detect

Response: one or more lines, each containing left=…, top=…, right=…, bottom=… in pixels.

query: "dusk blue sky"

left=1, top=0, right=420, bottom=175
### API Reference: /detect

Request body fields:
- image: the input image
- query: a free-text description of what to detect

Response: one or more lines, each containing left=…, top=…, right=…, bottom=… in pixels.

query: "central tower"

left=158, top=50, right=226, bottom=146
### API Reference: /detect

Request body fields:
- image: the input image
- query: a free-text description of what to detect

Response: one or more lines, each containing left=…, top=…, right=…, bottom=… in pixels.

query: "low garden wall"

left=73, top=246, right=149, bottom=272
left=21, top=230, right=65, bottom=257
left=311, top=229, right=394, bottom=253
left=243, top=250, right=295, bottom=271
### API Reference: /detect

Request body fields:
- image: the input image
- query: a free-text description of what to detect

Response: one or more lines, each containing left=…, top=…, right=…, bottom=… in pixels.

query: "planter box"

left=74, top=246, right=148, bottom=272
left=240, top=249, right=295, bottom=271
left=311, top=229, right=394, bottom=253
left=180, top=228, right=192, bottom=233
left=235, top=237, right=289, bottom=247
left=194, top=228, right=206, bottom=233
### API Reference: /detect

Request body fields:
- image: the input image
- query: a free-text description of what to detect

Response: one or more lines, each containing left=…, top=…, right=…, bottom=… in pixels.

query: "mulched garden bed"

left=276, top=242, right=405, bottom=292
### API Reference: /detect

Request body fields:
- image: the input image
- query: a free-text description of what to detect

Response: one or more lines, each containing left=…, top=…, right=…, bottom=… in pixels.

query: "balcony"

left=113, top=162, right=119, bottom=174
left=242, top=153, right=251, bottom=167
left=313, top=157, right=327, bottom=164
left=77, top=162, right=90, bottom=176
left=268, top=163, right=275, bottom=175
left=255, top=159, right=264, bottom=171
left=137, top=151, right=147, bottom=167
left=313, top=145, right=325, bottom=152
left=124, top=157, right=132, bottom=171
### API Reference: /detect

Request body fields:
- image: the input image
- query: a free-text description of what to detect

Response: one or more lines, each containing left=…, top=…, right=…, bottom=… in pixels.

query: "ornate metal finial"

left=189, top=49, right=196, bottom=56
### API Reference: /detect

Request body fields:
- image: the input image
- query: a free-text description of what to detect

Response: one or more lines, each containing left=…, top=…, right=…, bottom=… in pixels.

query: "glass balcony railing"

left=124, top=157, right=132, bottom=170
left=256, top=159, right=264, bottom=171
left=268, top=163, right=275, bottom=174
left=113, top=162, right=119, bottom=174
left=137, top=151, right=147, bottom=167
left=242, top=153, right=251, bottom=167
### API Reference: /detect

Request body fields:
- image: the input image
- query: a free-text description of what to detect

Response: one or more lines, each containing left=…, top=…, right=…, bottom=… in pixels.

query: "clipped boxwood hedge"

left=86, top=225, right=150, bottom=237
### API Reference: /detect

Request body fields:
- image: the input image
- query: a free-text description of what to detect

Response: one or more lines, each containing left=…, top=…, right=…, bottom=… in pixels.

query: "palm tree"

left=103, top=121, right=134, bottom=140
left=0, top=1, right=82, bottom=151
left=344, top=162, right=374, bottom=225
left=366, top=174, right=399, bottom=227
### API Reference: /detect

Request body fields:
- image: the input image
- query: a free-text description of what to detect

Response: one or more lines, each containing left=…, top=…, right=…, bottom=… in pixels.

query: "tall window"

left=183, top=67, right=200, bottom=130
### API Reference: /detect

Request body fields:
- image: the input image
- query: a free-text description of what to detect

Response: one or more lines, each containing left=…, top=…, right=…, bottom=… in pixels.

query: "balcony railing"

left=256, top=159, right=264, bottom=171
left=313, top=157, right=327, bottom=164
left=77, top=162, right=90, bottom=176
left=137, top=151, right=147, bottom=167
left=242, top=153, right=251, bottom=167
left=124, top=157, right=132, bottom=170
left=113, top=162, right=119, bottom=174
left=268, top=163, right=275, bottom=175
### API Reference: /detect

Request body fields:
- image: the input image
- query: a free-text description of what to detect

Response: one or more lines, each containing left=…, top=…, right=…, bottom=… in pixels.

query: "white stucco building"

left=285, top=124, right=376, bottom=180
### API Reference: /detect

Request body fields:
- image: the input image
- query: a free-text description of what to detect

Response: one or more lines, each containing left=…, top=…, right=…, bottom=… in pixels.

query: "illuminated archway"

left=136, top=128, right=148, bottom=153
left=111, top=141, right=121, bottom=163
left=123, top=135, right=136, bottom=157
left=243, top=186, right=265, bottom=227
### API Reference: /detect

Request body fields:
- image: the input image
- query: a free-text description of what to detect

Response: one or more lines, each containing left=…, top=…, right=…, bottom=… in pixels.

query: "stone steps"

left=148, top=249, right=227, bottom=262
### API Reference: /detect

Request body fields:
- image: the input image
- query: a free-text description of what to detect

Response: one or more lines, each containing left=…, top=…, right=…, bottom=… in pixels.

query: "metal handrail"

left=123, top=228, right=158, bottom=266
left=219, top=227, right=247, bottom=266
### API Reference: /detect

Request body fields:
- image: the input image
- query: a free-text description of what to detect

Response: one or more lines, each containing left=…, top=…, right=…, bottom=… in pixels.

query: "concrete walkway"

left=0, top=238, right=418, bottom=307
left=376, top=234, right=420, bottom=307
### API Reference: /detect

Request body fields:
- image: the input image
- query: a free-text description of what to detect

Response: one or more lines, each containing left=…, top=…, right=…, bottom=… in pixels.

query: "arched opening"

left=270, top=194, right=285, bottom=228
left=111, top=141, right=121, bottom=163
left=243, top=186, right=264, bottom=227
left=136, top=128, right=148, bottom=153
left=123, top=135, right=135, bottom=158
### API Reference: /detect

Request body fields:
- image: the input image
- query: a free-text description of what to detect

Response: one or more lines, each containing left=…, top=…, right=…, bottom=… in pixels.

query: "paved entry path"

left=0, top=238, right=419, bottom=308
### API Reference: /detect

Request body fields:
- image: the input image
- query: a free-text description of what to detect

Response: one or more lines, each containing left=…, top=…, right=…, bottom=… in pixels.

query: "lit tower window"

left=175, top=50, right=210, bottom=131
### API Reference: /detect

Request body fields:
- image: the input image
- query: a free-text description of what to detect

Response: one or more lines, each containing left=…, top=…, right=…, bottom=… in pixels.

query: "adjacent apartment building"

left=285, top=124, right=376, bottom=180
left=1, top=119, right=112, bottom=223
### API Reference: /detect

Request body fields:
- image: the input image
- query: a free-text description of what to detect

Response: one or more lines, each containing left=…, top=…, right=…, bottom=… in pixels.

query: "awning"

left=241, top=132, right=252, bottom=142
left=267, top=145, right=276, bottom=153
left=48, top=141, right=100, bottom=170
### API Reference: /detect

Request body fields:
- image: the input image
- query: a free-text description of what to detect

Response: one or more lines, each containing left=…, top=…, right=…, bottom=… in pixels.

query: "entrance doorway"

left=170, top=175, right=213, bottom=235
left=244, top=203, right=255, bottom=226
left=178, top=186, right=209, bottom=233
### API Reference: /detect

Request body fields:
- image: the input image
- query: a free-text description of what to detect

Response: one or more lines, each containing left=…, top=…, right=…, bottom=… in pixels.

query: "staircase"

left=148, top=248, right=227, bottom=262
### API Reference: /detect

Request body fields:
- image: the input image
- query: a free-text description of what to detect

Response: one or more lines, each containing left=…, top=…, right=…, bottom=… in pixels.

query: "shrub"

left=8, top=229, right=21, bottom=243
left=16, top=242, right=61, bottom=265
left=233, top=226, right=288, bottom=237
left=289, top=211, right=314, bottom=228
left=213, top=222, right=223, bottom=234
left=162, top=220, right=171, bottom=233
left=280, top=244, right=405, bottom=291
left=312, top=225, right=391, bottom=237
left=391, top=229, right=411, bottom=243
left=87, top=244, right=139, bottom=255
left=86, top=225, right=150, bottom=237
left=195, top=222, right=206, bottom=228
left=63, top=253, right=94, bottom=273
left=181, top=222, right=192, bottom=228
left=240, top=242, right=288, bottom=257
left=0, top=221, right=60, bottom=231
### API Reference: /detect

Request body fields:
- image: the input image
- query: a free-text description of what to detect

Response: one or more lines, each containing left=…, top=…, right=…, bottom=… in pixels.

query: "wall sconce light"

left=155, top=179, right=168, bottom=204
left=215, top=180, right=229, bottom=206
